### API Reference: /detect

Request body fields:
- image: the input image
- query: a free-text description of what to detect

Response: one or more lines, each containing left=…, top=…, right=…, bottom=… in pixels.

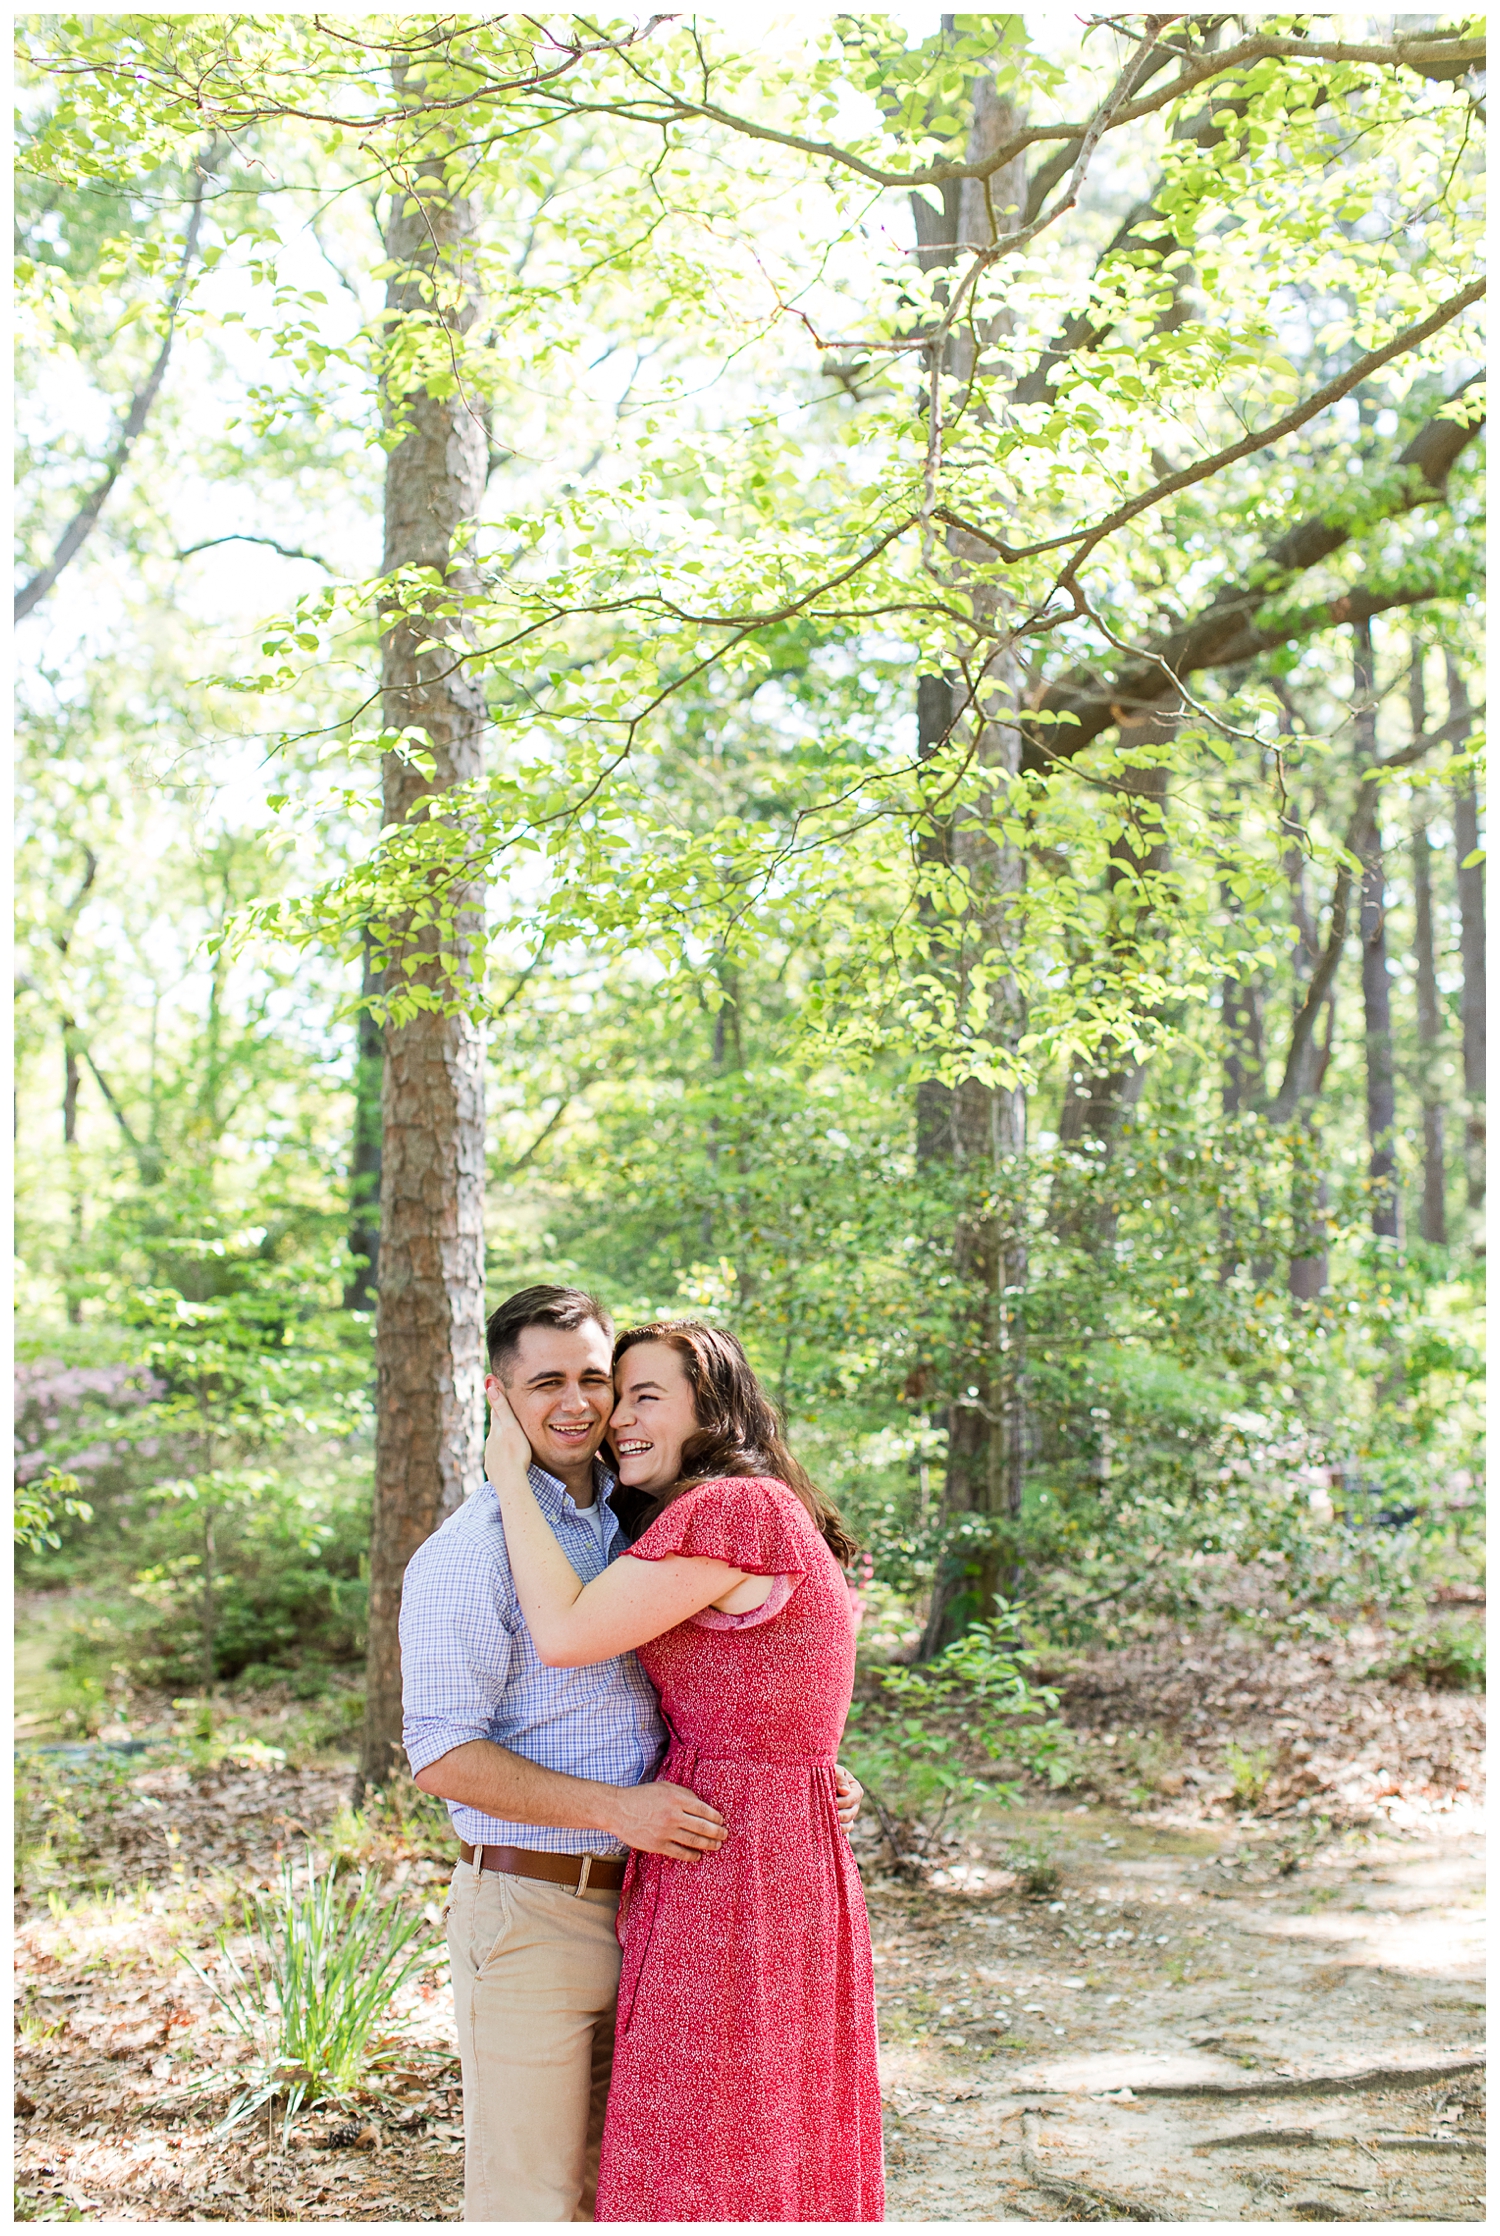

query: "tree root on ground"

left=1131, top=2055, right=1484, bottom=2101
left=1371, top=2133, right=1485, bottom=2153
left=1019, top=2111, right=1179, bottom=2222
left=1198, top=2127, right=1368, bottom=2149
left=1198, top=2126, right=1483, bottom=2154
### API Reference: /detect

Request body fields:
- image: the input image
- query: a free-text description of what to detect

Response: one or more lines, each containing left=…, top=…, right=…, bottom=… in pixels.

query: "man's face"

left=487, top=1320, right=614, bottom=1479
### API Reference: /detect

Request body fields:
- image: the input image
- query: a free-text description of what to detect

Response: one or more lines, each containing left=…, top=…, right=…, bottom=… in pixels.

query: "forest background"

left=15, top=10, right=1485, bottom=1805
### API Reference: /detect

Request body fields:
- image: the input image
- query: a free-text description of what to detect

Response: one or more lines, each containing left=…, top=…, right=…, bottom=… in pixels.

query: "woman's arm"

left=486, top=1392, right=748, bottom=1666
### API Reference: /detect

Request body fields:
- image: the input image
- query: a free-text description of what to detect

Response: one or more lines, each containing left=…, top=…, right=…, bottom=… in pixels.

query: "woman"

left=485, top=1318, right=884, bottom=2225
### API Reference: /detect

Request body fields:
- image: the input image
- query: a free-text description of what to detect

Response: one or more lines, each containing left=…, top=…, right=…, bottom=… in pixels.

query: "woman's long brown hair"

left=611, top=1320, right=860, bottom=1567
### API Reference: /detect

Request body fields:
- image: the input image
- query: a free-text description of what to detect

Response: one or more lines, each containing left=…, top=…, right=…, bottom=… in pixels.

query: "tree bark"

left=360, top=118, right=490, bottom=1790
left=1048, top=711, right=1176, bottom=1245
left=1353, top=619, right=1399, bottom=1239
left=344, top=930, right=385, bottom=1313
left=1447, top=658, right=1485, bottom=1217
left=1410, top=655, right=1447, bottom=1245
left=915, top=69, right=1030, bottom=1658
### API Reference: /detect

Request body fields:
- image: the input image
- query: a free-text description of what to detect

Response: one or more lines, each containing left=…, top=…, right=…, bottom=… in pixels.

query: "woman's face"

left=610, top=1341, right=701, bottom=1495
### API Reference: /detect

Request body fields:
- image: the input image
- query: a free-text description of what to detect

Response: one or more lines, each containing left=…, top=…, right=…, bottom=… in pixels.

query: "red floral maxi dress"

left=593, top=1476, right=884, bottom=2224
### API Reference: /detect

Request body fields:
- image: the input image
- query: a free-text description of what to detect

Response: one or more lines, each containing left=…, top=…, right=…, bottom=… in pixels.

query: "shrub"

left=14, top=1470, right=93, bottom=1554
left=1005, top=1838, right=1061, bottom=1898
left=843, top=1610, right=1067, bottom=1870
left=1370, top=1618, right=1485, bottom=1693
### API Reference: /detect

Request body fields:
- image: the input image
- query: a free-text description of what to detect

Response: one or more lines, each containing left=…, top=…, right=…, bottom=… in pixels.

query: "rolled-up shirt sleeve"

left=400, top=1529, right=516, bottom=1778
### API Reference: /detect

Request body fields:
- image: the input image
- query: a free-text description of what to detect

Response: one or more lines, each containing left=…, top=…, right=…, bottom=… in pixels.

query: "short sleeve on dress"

left=689, top=1573, right=798, bottom=1631
left=625, top=1476, right=812, bottom=1580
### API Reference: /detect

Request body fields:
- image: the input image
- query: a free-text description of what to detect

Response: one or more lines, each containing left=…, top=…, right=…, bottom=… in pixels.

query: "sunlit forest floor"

left=14, top=1614, right=1484, bottom=2224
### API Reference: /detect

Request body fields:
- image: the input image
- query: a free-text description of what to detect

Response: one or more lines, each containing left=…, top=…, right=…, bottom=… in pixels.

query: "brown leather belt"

left=458, top=1841, right=626, bottom=1894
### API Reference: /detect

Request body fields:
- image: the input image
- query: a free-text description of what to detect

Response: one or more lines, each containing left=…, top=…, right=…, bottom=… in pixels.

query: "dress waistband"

left=662, top=1748, right=839, bottom=1768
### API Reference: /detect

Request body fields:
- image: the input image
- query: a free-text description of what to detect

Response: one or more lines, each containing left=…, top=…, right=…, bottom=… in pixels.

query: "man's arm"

left=414, top=1738, right=728, bottom=1862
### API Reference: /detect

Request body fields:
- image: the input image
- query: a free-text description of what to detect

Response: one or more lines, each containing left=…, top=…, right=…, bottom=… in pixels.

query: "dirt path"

left=866, top=1800, right=1484, bottom=2222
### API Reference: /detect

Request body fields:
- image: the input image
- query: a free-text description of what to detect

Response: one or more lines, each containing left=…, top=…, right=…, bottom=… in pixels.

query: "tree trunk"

left=1447, top=658, right=1485, bottom=1218
left=1288, top=1113, right=1332, bottom=1299
left=1410, top=656, right=1447, bottom=1245
left=63, top=1024, right=84, bottom=1323
left=360, top=121, right=490, bottom=1791
left=202, top=1505, right=217, bottom=1698
left=1221, top=968, right=1265, bottom=1120
left=916, top=73, right=1030, bottom=1658
left=1049, top=723, right=1175, bottom=1245
left=344, top=930, right=384, bottom=1313
left=1353, top=618, right=1399, bottom=1239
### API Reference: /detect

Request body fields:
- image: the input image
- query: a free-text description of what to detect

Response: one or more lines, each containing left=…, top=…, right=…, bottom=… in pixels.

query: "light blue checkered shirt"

left=399, top=1460, right=665, bottom=1856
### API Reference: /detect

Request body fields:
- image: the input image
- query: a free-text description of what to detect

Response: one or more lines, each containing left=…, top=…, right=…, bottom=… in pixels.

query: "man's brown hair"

left=486, top=1285, right=614, bottom=1379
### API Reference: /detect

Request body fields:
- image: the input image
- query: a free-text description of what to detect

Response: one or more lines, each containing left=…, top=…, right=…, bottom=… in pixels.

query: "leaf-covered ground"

left=13, top=1620, right=1485, bottom=2223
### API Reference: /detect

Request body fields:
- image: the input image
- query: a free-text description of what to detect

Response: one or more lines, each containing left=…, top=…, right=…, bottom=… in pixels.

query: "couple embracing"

left=399, top=1284, right=884, bottom=2223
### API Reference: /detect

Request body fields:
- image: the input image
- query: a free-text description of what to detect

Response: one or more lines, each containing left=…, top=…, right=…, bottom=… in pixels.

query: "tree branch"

left=174, top=533, right=334, bottom=570
left=584, top=30, right=1485, bottom=193
left=935, top=277, right=1484, bottom=574
left=16, top=146, right=216, bottom=624
left=1026, top=385, right=1486, bottom=769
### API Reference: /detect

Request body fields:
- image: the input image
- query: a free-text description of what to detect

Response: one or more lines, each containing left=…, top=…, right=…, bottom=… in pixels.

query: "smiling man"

left=399, top=1285, right=862, bottom=2224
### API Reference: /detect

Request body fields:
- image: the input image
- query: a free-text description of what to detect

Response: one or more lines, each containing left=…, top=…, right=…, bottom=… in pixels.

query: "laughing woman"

left=484, top=1319, right=883, bottom=2225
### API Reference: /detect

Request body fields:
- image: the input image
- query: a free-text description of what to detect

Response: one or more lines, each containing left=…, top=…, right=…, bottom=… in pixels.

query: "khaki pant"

left=445, top=1861, right=622, bottom=2223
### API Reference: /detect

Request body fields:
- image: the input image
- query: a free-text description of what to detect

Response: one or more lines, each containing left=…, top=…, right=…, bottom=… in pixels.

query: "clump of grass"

left=1225, top=1741, right=1275, bottom=1808
left=1005, top=1838, right=1061, bottom=1898
left=181, top=1848, right=442, bottom=2135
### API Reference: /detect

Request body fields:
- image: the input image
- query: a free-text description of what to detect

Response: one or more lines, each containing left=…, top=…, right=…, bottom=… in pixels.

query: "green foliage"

left=18, top=1232, right=374, bottom=1698
left=844, top=1611, right=1068, bottom=1864
left=1368, top=1617, right=1485, bottom=1692
left=126, top=1466, right=370, bottom=1690
left=1225, top=1741, right=1276, bottom=1809
left=181, top=1848, right=443, bottom=2136
left=12, top=14, right=1485, bottom=1741
left=14, top=1470, right=92, bottom=1554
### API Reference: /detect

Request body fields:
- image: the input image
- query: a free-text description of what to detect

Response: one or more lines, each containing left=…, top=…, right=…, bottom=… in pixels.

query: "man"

left=400, top=1284, right=860, bottom=2223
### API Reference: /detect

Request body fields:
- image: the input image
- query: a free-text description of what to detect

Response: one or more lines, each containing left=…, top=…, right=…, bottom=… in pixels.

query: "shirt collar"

left=525, top=1454, right=619, bottom=1521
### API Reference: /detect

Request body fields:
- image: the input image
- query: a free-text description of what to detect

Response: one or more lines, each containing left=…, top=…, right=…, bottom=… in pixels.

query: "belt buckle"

left=574, top=1854, right=593, bottom=1898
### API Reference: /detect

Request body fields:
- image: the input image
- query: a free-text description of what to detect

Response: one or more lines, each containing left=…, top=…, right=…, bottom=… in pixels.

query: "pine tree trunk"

left=1353, top=618, right=1398, bottom=1240
left=1447, top=659, right=1485, bottom=1219
left=360, top=127, right=489, bottom=1790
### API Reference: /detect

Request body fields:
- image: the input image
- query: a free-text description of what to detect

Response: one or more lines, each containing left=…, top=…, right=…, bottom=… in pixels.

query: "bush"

left=1225, top=1741, right=1275, bottom=1808
left=1369, top=1618, right=1485, bottom=1692
left=1005, top=1838, right=1061, bottom=1898
left=39, top=1464, right=372, bottom=1700
left=843, top=1611, right=1066, bottom=1871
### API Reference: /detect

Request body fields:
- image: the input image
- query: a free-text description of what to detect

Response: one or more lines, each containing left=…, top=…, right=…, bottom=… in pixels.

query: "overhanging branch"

left=1025, top=387, right=1485, bottom=771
